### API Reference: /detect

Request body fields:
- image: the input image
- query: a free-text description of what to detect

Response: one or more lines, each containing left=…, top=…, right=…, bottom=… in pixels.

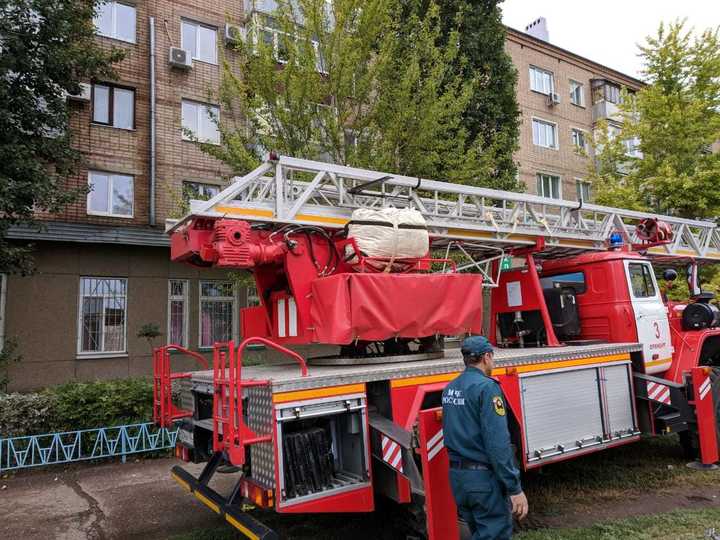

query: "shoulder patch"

left=492, top=395, right=506, bottom=416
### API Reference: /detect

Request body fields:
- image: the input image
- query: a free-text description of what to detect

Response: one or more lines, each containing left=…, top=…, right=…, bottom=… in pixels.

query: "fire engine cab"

left=154, top=155, right=720, bottom=540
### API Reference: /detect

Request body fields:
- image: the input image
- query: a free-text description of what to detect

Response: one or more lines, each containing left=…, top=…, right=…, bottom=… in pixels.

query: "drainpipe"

left=149, top=17, right=157, bottom=227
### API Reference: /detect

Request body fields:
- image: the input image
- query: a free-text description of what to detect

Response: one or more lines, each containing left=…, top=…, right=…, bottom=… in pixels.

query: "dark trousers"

left=449, top=468, right=513, bottom=540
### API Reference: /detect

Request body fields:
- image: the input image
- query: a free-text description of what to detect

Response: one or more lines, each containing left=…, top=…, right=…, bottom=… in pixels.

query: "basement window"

left=78, top=277, right=127, bottom=355
left=199, top=281, right=237, bottom=348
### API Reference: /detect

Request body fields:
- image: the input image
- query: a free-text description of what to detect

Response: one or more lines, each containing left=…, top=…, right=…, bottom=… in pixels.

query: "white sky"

left=501, top=0, right=720, bottom=80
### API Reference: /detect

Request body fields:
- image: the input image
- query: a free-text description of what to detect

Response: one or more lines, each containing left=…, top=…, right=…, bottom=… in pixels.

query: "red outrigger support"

left=153, top=345, right=209, bottom=428
left=691, top=366, right=720, bottom=465
left=213, top=337, right=309, bottom=466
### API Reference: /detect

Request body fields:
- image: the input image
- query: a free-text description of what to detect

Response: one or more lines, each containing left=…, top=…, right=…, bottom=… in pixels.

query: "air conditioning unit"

left=169, top=47, right=192, bottom=69
left=225, top=23, right=246, bottom=46
left=547, top=92, right=561, bottom=106
left=66, top=83, right=92, bottom=102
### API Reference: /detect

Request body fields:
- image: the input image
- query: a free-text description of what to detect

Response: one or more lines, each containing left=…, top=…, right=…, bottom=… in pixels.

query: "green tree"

left=434, top=0, right=521, bottom=191
left=208, top=0, right=521, bottom=189
left=589, top=20, right=720, bottom=219
left=0, top=1, right=123, bottom=274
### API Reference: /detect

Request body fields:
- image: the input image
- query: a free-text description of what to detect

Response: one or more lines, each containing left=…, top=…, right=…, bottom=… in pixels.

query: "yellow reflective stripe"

left=226, top=514, right=260, bottom=540
left=194, top=491, right=220, bottom=514
left=390, top=353, right=632, bottom=388
left=273, top=383, right=365, bottom=403
left=645, top=357, right=672, bottom=367
left=295, top=213, right=348, bottom=225
left=214, top=206, right=274, bottom=218
left=171, top=472, right=191, bottom=492
left=391, top=373, right=458, bottom=389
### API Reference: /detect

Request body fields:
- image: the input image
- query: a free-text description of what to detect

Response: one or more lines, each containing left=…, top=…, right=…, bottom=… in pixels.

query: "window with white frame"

left=569, top=80, right=585, bottom=107
left=183, top=181, right=221, bottom=203
left=537, top=173, right=561, bottom=199
left=532, top=118, right=558, bottom=149
left=181, top=100, right=220, bottom=144
left=168, top=280, right=189, bottom=347
left=199, top=281, right=236, bottom=348
left=78, top=277, right=127, bottom=355
left=576, top=179, right=591, bottom=203
left=529, top=66, right=554, bottom=95
left=92, top=84, right=135, bottom=129
left=181, top=20, right=218, bottom=64
left=624, top=136, right=642, bottom=158
left=87, top=171, right=134, bottom=217
left=94, top=1, right=136, bottom=43
left=571, top=128, right=588, bottom=152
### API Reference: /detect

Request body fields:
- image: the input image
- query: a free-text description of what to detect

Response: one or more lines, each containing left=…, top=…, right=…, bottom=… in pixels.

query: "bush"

left=0, top=378, right=154, bottom=438
left=0, top=392, right=57, bottom=437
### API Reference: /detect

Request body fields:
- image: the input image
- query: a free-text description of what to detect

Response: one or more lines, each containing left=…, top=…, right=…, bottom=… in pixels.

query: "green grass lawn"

left=517, top=507, right=720, bottom=540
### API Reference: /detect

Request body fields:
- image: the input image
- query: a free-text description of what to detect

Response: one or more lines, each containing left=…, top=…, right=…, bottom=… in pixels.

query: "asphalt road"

left=0, top=458, right=237, bottom=540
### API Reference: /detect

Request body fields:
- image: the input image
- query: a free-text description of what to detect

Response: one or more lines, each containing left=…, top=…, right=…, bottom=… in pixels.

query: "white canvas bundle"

left=346, top=208, right=429, bottom=265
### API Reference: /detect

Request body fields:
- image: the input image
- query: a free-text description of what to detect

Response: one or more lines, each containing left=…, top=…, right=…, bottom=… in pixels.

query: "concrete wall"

left=4, top=242, right=237, bottom=390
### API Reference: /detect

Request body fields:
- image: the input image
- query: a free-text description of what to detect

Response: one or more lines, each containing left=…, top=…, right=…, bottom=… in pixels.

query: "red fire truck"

left=154, top=154, right=720, bottom=540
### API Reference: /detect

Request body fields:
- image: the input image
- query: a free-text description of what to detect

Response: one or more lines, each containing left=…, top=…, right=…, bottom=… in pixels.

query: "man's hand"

left=510, top=491, right=529, bottom=520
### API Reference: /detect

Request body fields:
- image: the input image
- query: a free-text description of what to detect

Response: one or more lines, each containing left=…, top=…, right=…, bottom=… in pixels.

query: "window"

left=537, top=173, right=561, bottom=199
left=182, top=100, right=220, bottom=144
left=532, top=118, right=558, bottom=149
left=605, top=84, right=621, bottom=104
left=569, top=80, right=585, bottom=107
left=529, top=66, right=554, bottom=95
left=624, top=136, right=642, bottom=158
left=78, top=278, right=127, bottom=355
left=571, top=128, right=588, bottom=152
left=92, top=84, right=134, bottom=129
left=87, top=171, right=134, bottom=217
left=94, top=1, right=136, bottom=43
left=628, top=263, right=657, bottom=298
left=168, top=280, right=189, bottom=347
left=199, top=281, right=236, bottom=348
left=246, top=283, right=261, bottom=307
left=576, top=179, right=591, bottom=203
left=540, top=272, right=586, bottom=294
left=181, top=20, right=218, bottom=64
left=183, top=181, right=221, bottom=203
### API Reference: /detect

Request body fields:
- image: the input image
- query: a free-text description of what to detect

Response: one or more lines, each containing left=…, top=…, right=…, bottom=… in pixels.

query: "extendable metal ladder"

left=169, top=154, right=720, bottom=263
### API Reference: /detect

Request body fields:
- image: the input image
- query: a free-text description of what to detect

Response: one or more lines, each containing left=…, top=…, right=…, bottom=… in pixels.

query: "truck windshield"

left=628, top=263, right=656, bottom=298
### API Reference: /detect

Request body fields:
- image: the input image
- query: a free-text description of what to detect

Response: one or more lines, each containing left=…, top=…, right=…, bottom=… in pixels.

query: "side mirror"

left=663, top=269, right=678, bottom=282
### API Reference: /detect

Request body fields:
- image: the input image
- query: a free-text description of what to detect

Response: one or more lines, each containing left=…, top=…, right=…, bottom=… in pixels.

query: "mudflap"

left=418, top=407, right=459, bottom=540
left=171, top=460, right=278, bottom=540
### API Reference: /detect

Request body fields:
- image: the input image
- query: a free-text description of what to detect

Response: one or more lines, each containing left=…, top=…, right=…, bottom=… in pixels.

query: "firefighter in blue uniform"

left=442, top=336, right=528, bottom=539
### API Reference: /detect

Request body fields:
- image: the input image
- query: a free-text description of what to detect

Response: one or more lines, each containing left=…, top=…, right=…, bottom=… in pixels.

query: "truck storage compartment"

left=277, top=396, right=370, bottom=507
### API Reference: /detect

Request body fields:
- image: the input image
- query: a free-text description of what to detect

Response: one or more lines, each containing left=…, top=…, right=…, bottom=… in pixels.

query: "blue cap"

left=461, top=335, right=493, bottom=357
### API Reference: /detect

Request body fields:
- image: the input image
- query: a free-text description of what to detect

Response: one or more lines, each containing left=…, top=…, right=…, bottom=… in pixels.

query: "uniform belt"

left=449, top=459, right=489, bottom=471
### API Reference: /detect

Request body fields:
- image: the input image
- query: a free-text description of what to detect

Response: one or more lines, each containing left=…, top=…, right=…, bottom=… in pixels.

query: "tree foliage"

left=208, top=0, right=522, bottom=190
left=0, top=1, right=122, bottom=274
left=589, top=20, right=720, bottom=219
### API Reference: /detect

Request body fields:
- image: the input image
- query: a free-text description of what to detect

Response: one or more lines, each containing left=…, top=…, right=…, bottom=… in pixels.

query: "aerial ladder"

left=156, top=154, right=720, bottom=540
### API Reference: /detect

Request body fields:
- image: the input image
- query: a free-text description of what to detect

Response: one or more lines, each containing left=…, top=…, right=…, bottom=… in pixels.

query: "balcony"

left=592, top=100, right=621, bottom=123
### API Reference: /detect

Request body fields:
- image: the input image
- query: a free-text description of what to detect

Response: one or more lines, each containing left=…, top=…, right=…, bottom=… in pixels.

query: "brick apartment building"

left=1, top=5, right=643, bottom=390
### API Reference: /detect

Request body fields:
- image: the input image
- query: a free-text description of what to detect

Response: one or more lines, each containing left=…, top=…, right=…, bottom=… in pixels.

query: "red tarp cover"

left=310, top=273, right=484, bottom=344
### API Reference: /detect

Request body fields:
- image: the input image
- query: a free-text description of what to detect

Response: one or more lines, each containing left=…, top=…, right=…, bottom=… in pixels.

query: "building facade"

left=2, top=7, right=644, bottom=390
left=505, top=27, right=643, bottom=203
